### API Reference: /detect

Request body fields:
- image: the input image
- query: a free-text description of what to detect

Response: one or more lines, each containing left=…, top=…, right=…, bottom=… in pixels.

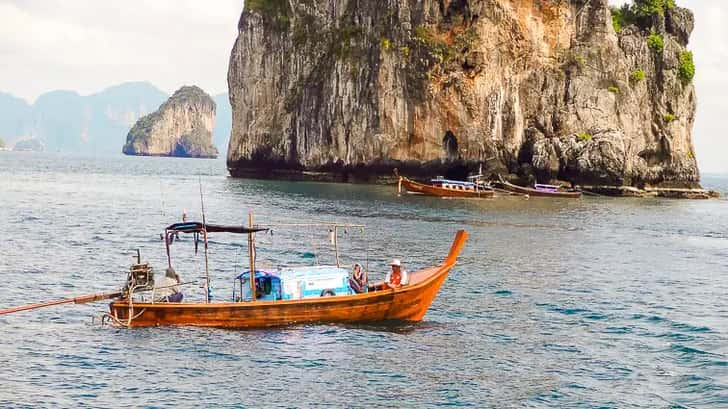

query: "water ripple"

left=0, top=153, right=726, bottom=407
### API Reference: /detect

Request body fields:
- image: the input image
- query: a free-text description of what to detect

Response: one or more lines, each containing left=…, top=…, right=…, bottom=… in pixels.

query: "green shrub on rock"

left=245, top=0, right=288, bottom=15
left=611, top=6, right=626, bottom=33
left=608, top=86, right=620, bottom=94
left=610, top=1, right=674, bottom=32
left=577, top=132, right=592, bottom=142
left=678, top=51, right=695, bottom=84
left=664, top=112, right=676, bottom=122
left=631, top=69, right=646, bottom=82
left=647, top=32, right=664, bottom=52
left=245, top=0, right=290, bottom=30
left=633, top=0, right=675, bottom=17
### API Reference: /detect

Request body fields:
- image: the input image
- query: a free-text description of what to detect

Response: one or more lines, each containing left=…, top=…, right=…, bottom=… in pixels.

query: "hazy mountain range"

left=0, top=82, right=231, bottom=154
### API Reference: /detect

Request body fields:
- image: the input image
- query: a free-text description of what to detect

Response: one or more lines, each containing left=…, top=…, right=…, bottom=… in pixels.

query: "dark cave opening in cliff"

left=443, top=131, right=459, bottom=161
left=442, top=130, right=468, bottom=180
left=172, top=143, right=190, bottom=158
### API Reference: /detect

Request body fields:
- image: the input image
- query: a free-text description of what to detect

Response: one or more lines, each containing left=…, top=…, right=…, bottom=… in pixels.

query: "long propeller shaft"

left=0, top=291, right=121, bottom=316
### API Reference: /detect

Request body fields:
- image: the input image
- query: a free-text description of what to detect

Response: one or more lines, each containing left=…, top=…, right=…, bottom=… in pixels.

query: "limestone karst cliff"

left=227, top=0, right=700, bottom=187
left=123, top=86, right=218, bottom=158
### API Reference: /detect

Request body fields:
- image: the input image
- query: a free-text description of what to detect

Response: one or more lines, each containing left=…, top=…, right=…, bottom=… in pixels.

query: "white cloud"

left=0, top=0, right=242, bottom=101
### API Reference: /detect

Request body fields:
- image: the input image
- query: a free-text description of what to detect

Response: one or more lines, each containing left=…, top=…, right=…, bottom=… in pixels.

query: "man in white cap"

left=384, top=259, right=409, bottom=290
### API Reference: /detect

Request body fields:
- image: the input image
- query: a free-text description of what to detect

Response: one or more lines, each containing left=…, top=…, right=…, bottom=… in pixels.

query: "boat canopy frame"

left=163, top=219, right=365, bottom=303
left=165, top=222, right=268, bottom=235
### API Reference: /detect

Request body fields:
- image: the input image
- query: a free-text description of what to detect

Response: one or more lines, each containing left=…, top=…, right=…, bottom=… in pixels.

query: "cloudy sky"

left=0, top=0, right=725, bottom=172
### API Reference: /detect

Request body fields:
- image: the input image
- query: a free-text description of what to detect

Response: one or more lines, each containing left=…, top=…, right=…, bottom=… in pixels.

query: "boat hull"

left=108, top=231, right=467, bottom=328
left=109, top=266, right=450, bottom=328
left=494, top=181, right=582, bottom=198
left=400, top=178, right=493, bottom=198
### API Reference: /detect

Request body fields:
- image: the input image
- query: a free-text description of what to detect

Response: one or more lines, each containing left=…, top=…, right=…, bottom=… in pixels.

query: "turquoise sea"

left=1, top=152, right=726, bottom=408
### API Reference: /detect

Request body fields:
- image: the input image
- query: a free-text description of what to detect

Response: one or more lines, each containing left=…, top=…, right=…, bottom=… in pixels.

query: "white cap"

left=390, top=259, right=401, bottom=267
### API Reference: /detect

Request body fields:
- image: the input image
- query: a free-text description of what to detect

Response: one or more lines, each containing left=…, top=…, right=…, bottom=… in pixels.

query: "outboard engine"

left=122, top=250, right=155, bottom=296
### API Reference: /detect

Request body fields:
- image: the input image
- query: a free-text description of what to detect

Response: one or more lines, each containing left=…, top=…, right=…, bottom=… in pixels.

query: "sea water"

left=0, top=152, right=726, bottom=408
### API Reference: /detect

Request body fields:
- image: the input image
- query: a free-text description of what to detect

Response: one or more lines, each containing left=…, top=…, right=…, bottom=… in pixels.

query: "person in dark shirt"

left=349, top=263, right=368, bottom=294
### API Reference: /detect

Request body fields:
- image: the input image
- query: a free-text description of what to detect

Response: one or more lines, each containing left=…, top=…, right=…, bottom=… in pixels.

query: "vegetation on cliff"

left=678, top=51, right=695, bottom=84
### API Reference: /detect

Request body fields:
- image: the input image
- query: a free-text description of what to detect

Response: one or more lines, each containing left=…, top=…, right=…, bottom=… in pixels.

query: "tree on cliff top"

left=633, top=0, right=676, bottom=17
left=612, top=0, right=677, bottom=32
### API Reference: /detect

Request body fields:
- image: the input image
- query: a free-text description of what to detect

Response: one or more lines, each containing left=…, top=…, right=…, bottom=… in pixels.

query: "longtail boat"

left=98, top=216, right=467, bottom=328
left=493, top=177, right=582, bottom=198
left=398, top=176, right=494, bottom=198
left=0, top=217, right=467, bottom=329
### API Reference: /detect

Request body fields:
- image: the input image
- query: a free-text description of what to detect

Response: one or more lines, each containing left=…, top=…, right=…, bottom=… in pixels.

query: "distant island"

left=12, top=138, right=44, bottom=152
left=0, top=82, right=231, bottom=156
left=122, top=86, right=218, bottom=159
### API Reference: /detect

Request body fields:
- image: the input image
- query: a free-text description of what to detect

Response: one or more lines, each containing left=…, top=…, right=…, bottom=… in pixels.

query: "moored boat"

left=493, top=177, right=582, bottom=198
left=104, top=220, right=468, bottom=328
left=398, top=176, right=494, bottom=198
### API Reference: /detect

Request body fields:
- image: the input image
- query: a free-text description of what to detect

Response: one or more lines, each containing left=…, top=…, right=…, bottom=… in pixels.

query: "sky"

left=0, top=0, right=242, bottom=100
left=0, top=0, right=725, bottom=172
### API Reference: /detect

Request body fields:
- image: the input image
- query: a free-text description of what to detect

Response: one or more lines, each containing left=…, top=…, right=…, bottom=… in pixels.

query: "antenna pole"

left=200, top=178, right=210, bottom=303
left=334, top=226, right=340, bottom=268
left=248, top=212, right=256, bottom=301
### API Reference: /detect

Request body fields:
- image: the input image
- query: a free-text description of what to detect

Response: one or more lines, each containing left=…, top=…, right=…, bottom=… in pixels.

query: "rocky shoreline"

left=226, top=163, right=719, bottom=199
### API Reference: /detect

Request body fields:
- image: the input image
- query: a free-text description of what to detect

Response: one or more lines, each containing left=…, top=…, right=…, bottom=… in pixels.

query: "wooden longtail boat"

left=104, top=221, right=468, bottom=328
left=398, top=176, right=494, bottom=198
left=0, top=216, right=467, bottom=329
left=493, top=178, right=582, bottom=198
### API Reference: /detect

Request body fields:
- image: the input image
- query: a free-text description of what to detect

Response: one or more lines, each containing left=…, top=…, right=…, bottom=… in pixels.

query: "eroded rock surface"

left=227, top=0, right=699, bottom=187
left=123, top=86, right=218, bottom=158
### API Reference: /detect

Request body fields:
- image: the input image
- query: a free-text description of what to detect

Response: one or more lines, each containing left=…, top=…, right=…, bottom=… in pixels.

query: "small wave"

left=583, top=312, right=608, bottom=320
left=555, top=307, right=588, bottom=315
left=671, top=322, right=712, bottom=333
left=494, top=290, right=512, bottom=296
left=631, top=313, right=666, bottom=323
left=603, top=326, right=632, bottom=334
left=667, top=345, right=721, bottom=357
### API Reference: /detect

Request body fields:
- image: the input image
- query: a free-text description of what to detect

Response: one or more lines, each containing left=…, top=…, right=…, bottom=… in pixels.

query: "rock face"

left=227, top=0, right=700, bottom=187
left=123, top=86, right=218, bottom=158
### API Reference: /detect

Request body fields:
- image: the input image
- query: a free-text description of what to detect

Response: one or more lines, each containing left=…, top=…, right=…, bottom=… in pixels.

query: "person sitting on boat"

left=349, top=263, right=368, bottom=294
left=385, top=259, right=409, bottom=290
left=153, top=267, right=183, bottom=303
